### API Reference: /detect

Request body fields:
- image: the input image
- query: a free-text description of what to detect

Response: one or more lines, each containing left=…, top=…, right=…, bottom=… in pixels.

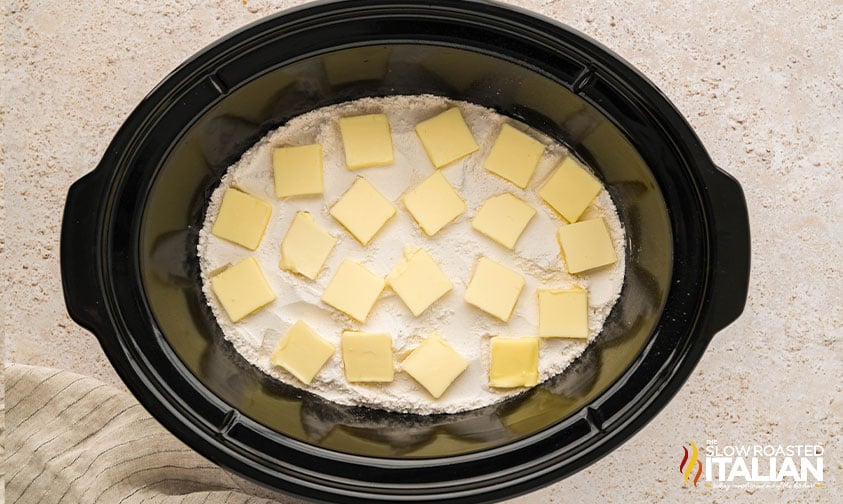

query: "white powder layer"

left=197, top=95, right=626, bottom=414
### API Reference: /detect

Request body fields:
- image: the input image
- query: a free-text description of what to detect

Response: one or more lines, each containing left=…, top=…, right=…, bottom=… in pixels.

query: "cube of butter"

left=402, top=171, right=466, bottom=236
left=273, top=144, right=324, bottom=198
left=210, top=257, right=276, bottom=322
left=338, top=114, right=394, bottom=169
left=342, top=331, right=394, bottom=382
left=415, top=107, right=479, bottom=168
left=279, top=212, right=337, bottom=280
left=471, top=193, right=536, bottom=249
left=329, top=177, right=396, bottom=245
left=484, top=123, right=545, bottom=188
left=489, top=336, right=540, bottom=388
left=538, top=288, right=589, bottom=338
left=464, top=257, right=525, bottom=322
left=538, top=157, right=603, bottom=223
left=321, top=260, right=385, bottom=322
left=386, top=247, right=452, bottom=316
left=402, top=332, right=468, bottom=398
left=270, top=320, right=336, bottom=385
left=556, top=217, right=618, bottom=274
left=211, top=188, right=272, bottom=250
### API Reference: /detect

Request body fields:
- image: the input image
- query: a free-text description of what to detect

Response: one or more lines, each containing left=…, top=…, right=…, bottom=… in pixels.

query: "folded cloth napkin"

left=5, top=364, right=294, bottom=504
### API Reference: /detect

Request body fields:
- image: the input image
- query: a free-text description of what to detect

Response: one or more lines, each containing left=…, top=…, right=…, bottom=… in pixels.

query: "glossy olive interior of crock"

left=140, top=44, right=671, bottom=458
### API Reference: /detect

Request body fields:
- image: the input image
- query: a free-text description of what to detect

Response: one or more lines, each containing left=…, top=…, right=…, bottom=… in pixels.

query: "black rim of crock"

left=60, top=1, right=750, bottom=502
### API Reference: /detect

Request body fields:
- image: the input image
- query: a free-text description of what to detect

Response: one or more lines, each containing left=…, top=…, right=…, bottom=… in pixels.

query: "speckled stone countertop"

left=3, top=1, right=841, bottom=502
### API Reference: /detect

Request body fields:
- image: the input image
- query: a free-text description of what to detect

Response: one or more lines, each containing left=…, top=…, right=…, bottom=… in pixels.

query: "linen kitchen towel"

left=5, top=364, right=291, bottom=504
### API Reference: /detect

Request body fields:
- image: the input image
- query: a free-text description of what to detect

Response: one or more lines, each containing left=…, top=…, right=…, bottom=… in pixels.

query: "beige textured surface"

left=2, top=0, right=841, bottom=503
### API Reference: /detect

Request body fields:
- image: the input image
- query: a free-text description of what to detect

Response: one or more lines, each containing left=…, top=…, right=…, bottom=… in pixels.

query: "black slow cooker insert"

left=61, top=1, right=750, bottom=502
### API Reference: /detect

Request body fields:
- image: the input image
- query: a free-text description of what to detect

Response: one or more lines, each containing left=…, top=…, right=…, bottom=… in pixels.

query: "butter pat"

left=538, top=157, right=603, bottom=223
left=415, top=108, right=479, bottom=168
left=538, top=288, right=589, bottom=338
left=273, top=144, right=324, bottom=198
left=330, top=177, right=396, bottom=245
left=464, top=257, right=525, bottom=322
left=386, top=247, right=452, bottom=316
left=338, top=114, right=394, bottom=169
left=402, top=171, right=466, bottom=236
left=278, top=212, right=337, bottom=280
left=210, top=257, right=276, bottom=322
left=471, top=193, right=536, bottom=249
left=484, top=123, right=545, bottom=188
left=270, top=320, right=335, bottom=384
left=402, top=333, right=468, bottom=398
left=557, top=217, right=618, bottom=274
left=489, top=337, right=539, bottom=388
left=342, top=331, right=394, bottom=382
left=211, top=188, right=272, bottom=250
left=321, top=260, right=385, bottom=322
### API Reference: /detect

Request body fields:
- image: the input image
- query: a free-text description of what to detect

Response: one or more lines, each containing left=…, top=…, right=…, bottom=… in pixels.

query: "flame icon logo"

left=679, top=441, right=703, bottom=487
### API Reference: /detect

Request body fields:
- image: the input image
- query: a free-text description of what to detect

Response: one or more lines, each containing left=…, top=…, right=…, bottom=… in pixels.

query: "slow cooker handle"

left=61, top=169, right=109, bottom=336
left=701, top=166, right=751, bottom=334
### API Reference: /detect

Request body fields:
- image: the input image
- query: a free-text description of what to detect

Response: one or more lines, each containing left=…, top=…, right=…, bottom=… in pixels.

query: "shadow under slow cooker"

left=140, top=44, right=671, bottom=458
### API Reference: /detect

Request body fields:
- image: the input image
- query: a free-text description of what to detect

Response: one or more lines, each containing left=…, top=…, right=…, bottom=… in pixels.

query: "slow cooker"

left=60, top=1, right=751, bottom=502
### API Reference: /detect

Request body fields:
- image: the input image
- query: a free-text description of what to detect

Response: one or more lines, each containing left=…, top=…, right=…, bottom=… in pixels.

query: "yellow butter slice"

left=270, top=320, right=335, bottom=385
left=210, top=257, right=276, bottom=322
left=278, top=212, right=337, bottom=280
left=538, top=288, right=589, bottom=338
left=329, top=177, right=396, bottom=245
left=556, top=217, right=618, bottom=274
left=321, top=260, right=385, bottom=323
left=273, top=144, right=324, bottom=198
left=211, top=188, right=272, bottom=251
left=402, top=332, right=468, bottom=398
left=464, top=257, right=525, bottom=322
left=489, top=336, right=539, bottom=388
left=484, top=123, right=545, bottom=188
left=338, top=114, right=394, bottom=169
left=538, top=157, right=603, bottom=223
left=342, top=331, right=394, bottom=382
left=415, top=107, right=479, bottom=168
left=402, top=171, right=466, bottom=236
left=471, top=193, right=536, bottom=249
left=386, top=247, right=452, bottom=316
